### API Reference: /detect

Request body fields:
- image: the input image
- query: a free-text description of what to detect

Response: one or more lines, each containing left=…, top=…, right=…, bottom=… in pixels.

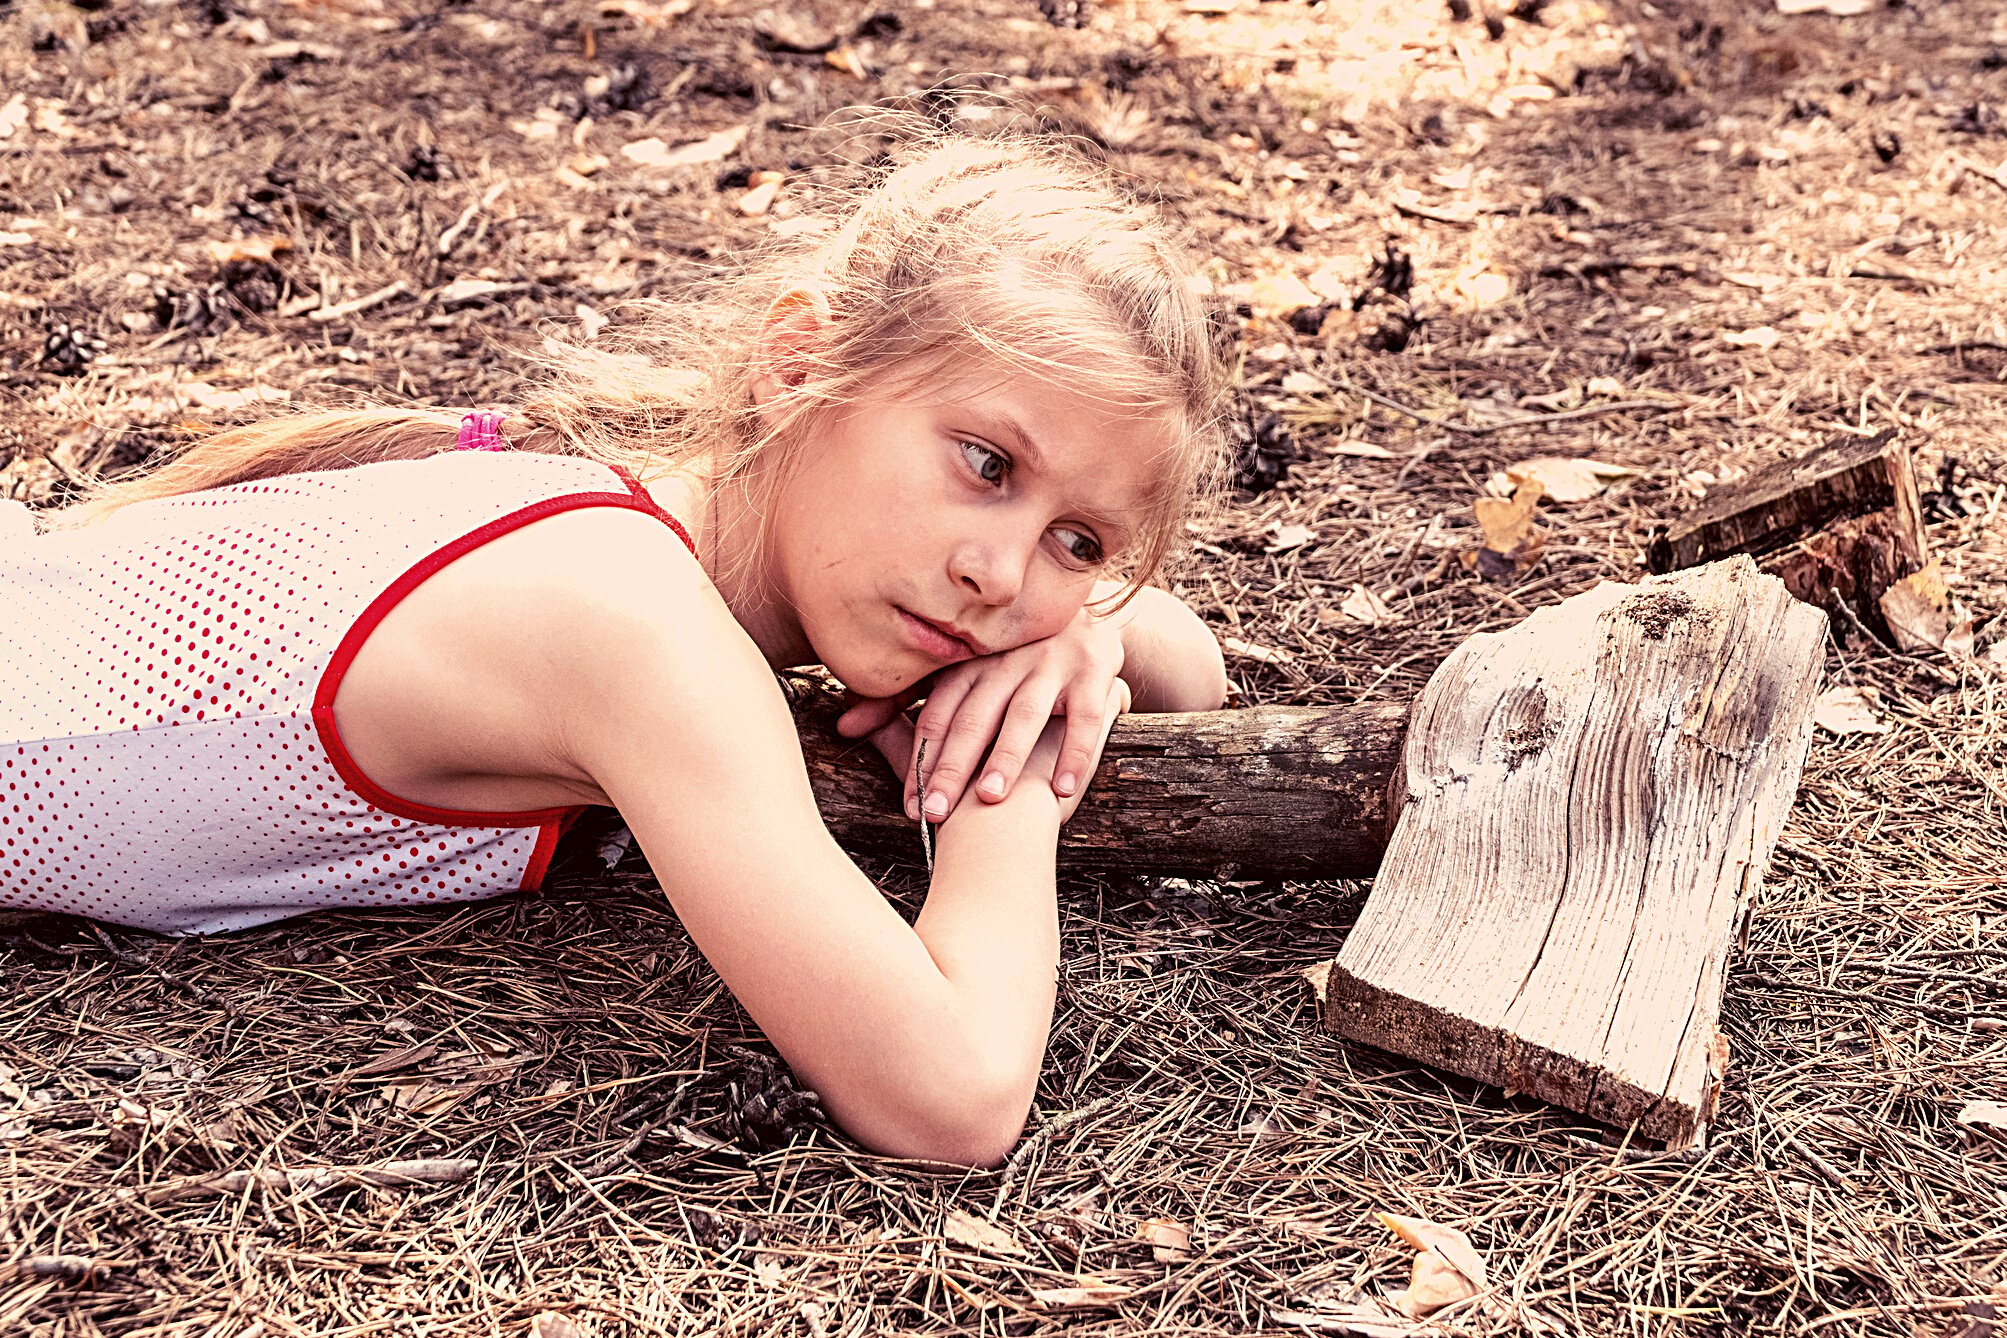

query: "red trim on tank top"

left=310, top=468, right=698, bottom=888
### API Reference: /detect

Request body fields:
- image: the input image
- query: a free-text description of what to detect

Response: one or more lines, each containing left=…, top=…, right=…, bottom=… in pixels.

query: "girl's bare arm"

left=1097, top=582, right=1230, bottom=714
left=543, top=523, right=1076, bottom=1166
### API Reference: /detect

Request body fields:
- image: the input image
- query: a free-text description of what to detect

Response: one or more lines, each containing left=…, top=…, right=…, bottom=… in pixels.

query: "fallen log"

left=1317, top=557, right=1824, bottom=1146
left=1648, top=429, right=1927, bottom=640
left=786, top=682, right=1408, bottom=882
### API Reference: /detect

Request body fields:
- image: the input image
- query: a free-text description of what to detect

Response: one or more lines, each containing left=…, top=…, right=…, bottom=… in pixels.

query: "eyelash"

left=956, top=439, right=1104, bottom=566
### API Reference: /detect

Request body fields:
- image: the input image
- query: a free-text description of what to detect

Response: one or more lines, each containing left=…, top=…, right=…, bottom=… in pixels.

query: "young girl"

left=0, top=134, right=1232, bottom=1167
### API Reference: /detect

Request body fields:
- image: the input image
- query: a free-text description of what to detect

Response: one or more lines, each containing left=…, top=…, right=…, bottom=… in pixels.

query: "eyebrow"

left=989, top=412, right=1142, bottom=548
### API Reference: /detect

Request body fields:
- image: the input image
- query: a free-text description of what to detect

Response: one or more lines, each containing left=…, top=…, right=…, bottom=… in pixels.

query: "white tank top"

left=0, top=451, right=694, bottom=935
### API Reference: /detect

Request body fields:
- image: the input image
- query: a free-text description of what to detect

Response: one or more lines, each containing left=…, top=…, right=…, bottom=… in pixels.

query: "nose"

left=948, top=528, right=1036, bottom=607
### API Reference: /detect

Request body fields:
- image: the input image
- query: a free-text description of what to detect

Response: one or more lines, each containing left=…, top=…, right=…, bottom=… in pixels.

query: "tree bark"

left=1648, top=429, right=1927, bottom=640
left=783, top=678, right=1407, bottom=882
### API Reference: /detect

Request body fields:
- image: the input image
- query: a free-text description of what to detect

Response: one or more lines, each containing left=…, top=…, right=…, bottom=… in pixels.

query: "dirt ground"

left=3, top=0, right=2006, bottom=1333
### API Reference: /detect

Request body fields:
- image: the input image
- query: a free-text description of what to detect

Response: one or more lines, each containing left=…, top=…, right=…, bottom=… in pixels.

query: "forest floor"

left=2, top=0, right=2005, bottom=1333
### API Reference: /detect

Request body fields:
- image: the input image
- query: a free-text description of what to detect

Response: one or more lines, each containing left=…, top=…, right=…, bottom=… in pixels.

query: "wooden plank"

left=787, top=681, right=1408, bottom=881
left=1646, top=429, right=1924, bottom=575
left=1320, top=558, right=1825, bottom=1146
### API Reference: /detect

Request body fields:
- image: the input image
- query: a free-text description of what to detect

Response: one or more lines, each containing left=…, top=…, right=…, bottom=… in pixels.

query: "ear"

left=749, top=286, right=832, bottom=409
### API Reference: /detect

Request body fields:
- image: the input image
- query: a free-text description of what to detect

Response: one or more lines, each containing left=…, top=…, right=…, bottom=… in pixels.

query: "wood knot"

left=1497, top=684, right=1558, bottom=771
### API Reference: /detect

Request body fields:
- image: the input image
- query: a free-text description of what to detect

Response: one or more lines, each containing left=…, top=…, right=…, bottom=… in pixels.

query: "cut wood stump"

left=1318, top=557, right=1825, bottom=1146
left=1648, top=429, right=1927, bottom=642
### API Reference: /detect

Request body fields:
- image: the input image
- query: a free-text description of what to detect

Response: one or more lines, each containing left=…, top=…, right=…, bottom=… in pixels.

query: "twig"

left=90, top=925, right=237, bottom=1014
left=1312, top=367, right=1674, bottom=436
left=991, top=1096, right=1124, bottom=1210
left=0, top=1256, right=133, bottom=1282
left=139, top=1158, right=479, bottom=1204
left=305, top=280, right=410, bottom=324
left=1950, top=154, right=2007, bottom=194
left=437, top=180, right=510, bottom=255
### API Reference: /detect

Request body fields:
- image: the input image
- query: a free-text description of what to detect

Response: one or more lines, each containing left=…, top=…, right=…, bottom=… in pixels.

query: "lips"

left=899, top=608, right=985, bottom=659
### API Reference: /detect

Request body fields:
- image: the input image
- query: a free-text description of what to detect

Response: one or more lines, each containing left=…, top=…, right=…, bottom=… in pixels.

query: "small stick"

left=1309, top=367, right=1673, bottom=436
left=437, top=180, right=510, bottom=255
left=140, top=1158, right=479, bottom=1204
left=0, top=1256, right=131, bottom=1282
left=1951, top=154, right=2007, bottom=194
left=90, top=925, right=236, bottom=1015
left=915, top=737, right=935, bottom=871
left=305, top=280, right=410, bottom=324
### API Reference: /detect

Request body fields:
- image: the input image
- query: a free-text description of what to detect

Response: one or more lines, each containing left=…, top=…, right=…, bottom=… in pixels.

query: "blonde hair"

left=47, top=128, right=1231, bottom=602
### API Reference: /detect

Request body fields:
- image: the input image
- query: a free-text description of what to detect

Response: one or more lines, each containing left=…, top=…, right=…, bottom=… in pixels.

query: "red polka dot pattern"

left=0, top=452, right=689, bottom=935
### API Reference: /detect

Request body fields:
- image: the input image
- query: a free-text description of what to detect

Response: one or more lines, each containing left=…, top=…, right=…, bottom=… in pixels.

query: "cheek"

left=1017, top=574, right=1095, bottom=641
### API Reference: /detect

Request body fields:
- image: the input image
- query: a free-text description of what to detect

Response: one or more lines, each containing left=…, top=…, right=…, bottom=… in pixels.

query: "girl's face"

left=766, top=368, right=1169, bottom=697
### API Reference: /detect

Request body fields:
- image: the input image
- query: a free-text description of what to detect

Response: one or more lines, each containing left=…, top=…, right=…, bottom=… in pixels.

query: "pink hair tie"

left=456, top=409, right=508, bottom=451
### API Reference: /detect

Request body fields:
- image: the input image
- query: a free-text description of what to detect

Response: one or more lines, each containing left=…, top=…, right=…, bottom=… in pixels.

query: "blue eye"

left=959, top=439, right=1009, bottom=486
left=1055, top=527, right=1103, bottom=565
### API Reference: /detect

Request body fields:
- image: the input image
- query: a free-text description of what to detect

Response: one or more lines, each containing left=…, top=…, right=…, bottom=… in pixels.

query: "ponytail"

left=45, top=410, right=501, bottom=531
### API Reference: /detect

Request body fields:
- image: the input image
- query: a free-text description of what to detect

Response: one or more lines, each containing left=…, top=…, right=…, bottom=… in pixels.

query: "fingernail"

left=978, top=772, right=1005, bottom=799
left=906, top=794, right=921, bottom=821
left=924, top=790, right=949, bottom=821
left=1055, top=772, right=1078, bottom=797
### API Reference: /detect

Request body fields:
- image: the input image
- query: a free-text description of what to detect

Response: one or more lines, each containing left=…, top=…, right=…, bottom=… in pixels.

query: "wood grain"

left=787, top=680, right=1408, bottom=881
left=1320, top=557, right=1825, bottom=1145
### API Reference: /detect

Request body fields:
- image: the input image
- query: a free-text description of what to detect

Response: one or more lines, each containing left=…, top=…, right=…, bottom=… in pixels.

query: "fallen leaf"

left=1584, top=375, right=1629, bottom=398
left=511, top=107, right=566, bottom=141
left=944, top=1208, right=1027, bottom=1258
left=574, top=303, right=608, bottom=341
left=1879, top=559, right=1954, bottom=652
left=0, top=94, right=31, bottom=142
left=1249, top=271, right=1321, bottom=319
left=752, top=8, right=837, bottom=52
left=1330, top=440, right=1394, bottom=459
left=204, top=236, right=293, bottom=264
left=1453, top=267, right=1511, bottom=308
left=381, top=1081, right=469, bottom=1116
left=1137, top=1217, right=1191, bottom=1263
left=1722, top=325, right=1782, bottom=350
left=1377, top=1212, right=1488, bottom=1318
left=346, top=1042, right=441, bottom=1078
left=1265, top=522, right=1316, bottom=553
left=1219, top=636, right=1296, bottom=665
left=1392, top=1250, right=1481, bottom=1318
left=823, top=44, right=868, bottom=78
left=737, top=172, right=783, bottom=217
left=1279, top=370, right=1326, bottom=397
left=1301, top=960, right=1333, bottom=1005
left=597, top=0, right=693, bottom=22
left=529, top=1313, right=585, bottom=1338
left=1339, top=584, right=1397, bottom=627
left=1469, top=479, right=1545, bottom=574
left=0, top=232, right=33, bottom=248
left=1376, top=1213, right=1489, bottom=1288
left=1029, top=1277, right=1135, bottom=1310
left=1777, top=0, right=1872, bottom=13
left=1811, top=686, right=1890, bottom=736
left=1497, top=456, right=1636, bottom=503
left=437, top=277, right=507, bottom=304
left=621, top=125, right=748, bottom=169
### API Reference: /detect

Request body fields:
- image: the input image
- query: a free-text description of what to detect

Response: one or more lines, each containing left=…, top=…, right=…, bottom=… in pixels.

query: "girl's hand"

left=836, top=608, right=1128, bottom=822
